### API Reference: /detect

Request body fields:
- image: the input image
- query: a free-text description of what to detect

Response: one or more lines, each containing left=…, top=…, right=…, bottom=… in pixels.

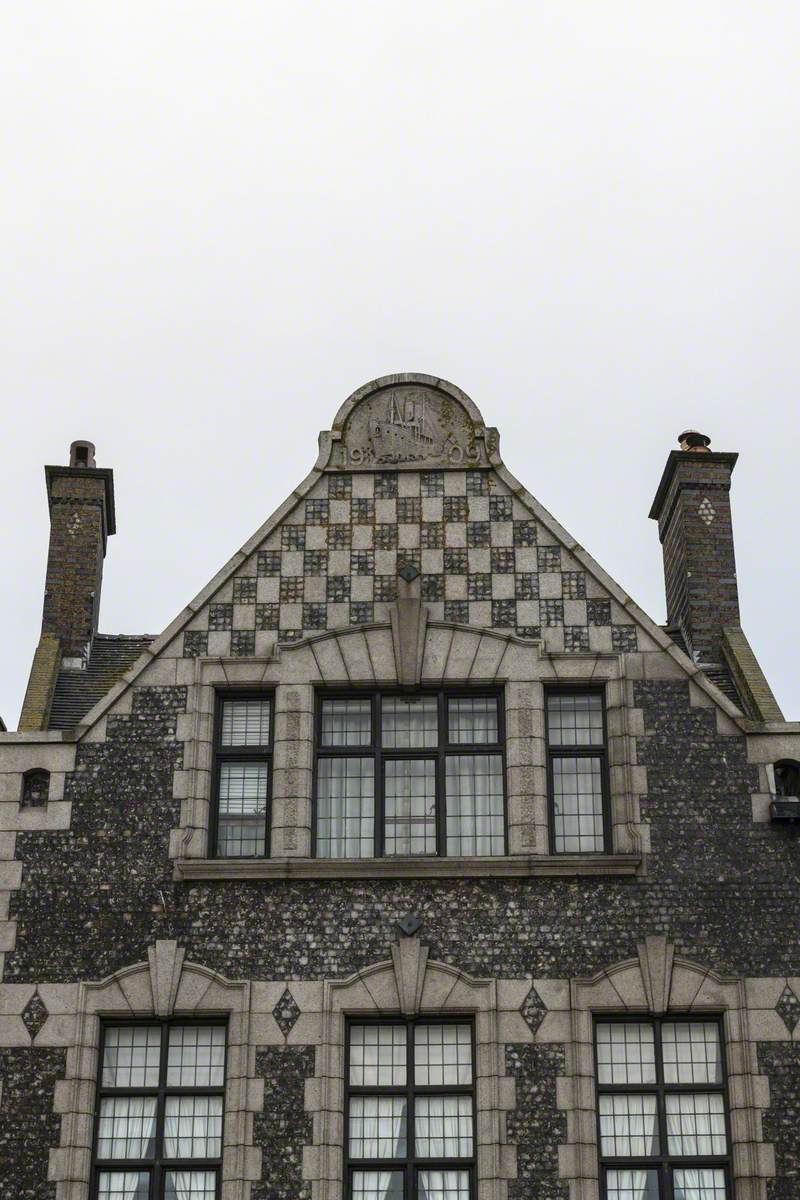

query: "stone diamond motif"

left=521, top=984, right=546, bottom=1036
left=272, top=987, right=301, bottom=1038
left=776, top=985, right=800, bottom=1034
left=398, top=914, right=422, bottom=937
left=698, top=497, right=716, bottom=526
left=21, top=992, right=48, bottom=1040
left=398, top=561, right=420, bottom=582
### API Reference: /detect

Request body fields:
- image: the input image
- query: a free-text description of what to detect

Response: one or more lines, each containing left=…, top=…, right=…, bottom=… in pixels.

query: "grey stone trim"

left=299, top=939, right=525, bottom=1200
left=542, top=938, right=778, bottom=1200
left=44, top=941, right=263, bottom=1200
left=172, top=854, right=643, bottom=882
left=169, top=625, right=649, bottom=866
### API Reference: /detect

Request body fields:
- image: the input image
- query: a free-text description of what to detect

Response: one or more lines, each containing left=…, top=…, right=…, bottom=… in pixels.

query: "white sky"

left=2, top=2, right=799, bottom=725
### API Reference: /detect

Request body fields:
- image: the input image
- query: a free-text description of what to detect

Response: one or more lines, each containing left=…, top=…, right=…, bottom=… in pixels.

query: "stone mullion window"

left=545, top=686, right=611, bottom=854
left=595, top=1016, right=732, bottom=1200
left=313, top=690, right=506, bottom=860
left=344, top=1016, right=476, bottom=1200
left=211, top=693, right=273, bottom=858
left=91, top=1018, right=227, bottom=1200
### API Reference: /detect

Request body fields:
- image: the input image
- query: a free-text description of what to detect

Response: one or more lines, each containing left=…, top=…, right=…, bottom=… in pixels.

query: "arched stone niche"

left=303, top=939, right=520, bottom=1200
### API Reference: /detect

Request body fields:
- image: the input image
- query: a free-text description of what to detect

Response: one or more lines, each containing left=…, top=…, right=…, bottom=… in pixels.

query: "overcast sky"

left=2, top=2, right=799, bottom=726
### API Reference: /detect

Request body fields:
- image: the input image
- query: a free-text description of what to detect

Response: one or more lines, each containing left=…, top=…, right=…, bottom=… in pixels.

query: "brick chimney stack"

left=41, top=440, right=116, bottom=664
left=649, top=431, right=739, bottom=666
left=18, top=441, right=116, bottom=730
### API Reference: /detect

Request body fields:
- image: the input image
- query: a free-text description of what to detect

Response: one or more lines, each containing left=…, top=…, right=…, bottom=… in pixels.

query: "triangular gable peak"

left=76, top=374, right=743, bottom=736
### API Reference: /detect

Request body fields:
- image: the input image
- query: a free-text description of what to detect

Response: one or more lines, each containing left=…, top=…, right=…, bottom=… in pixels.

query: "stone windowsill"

left=172, top=853, right=643, bottom=882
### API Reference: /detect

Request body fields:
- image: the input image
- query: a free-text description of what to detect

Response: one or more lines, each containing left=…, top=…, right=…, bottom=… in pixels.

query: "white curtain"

left=606, top=1170, right=658, bottom=1200
left=415, top=1095, right=472, bottom=1157
left=673, top=1167, right=726, bottom=1199
left=98, top=1171, right=149, bottom=1200
left=164, top=1095, right=223, bottom=1158
left=352, top=1171, right=403, bottom=1199
left=98, top=1097, right=157, bottom=1159
left=164, top=1170, right=215, bottom=1200
left=418, top=1170, right=470, bottom=1200
left=350, top=1096, right=406, bottom=1157
left=317, top=757, right=374, bottom=858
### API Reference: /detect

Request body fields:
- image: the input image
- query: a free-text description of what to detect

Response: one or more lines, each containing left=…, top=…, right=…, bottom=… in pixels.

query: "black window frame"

left=545, top=684, right=611, bottom=854
left=210, top=690, right=275, bottom=859
left=594, top=1014, right=733, bottom=1200
left=312, top=687, right=507, bottom=859
left=344, top=1015, right=477, bottom=1200
left=91, top=1016, right=227, bottom=1200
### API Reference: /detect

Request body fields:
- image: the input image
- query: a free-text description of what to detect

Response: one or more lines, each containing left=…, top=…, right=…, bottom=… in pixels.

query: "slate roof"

left=48, top=634, right=155, bottom=730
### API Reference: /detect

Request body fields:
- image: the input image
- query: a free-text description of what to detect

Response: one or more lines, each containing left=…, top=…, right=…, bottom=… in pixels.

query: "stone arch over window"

left=48, top=941, right=262, bottom=1200
left=302, top=938, right=519, bottom=1200
left=553, top=937, right=776, bottom=1200
left=171, top=619, right=648, bottom=871
left=21, top=767, right=50, bottom=808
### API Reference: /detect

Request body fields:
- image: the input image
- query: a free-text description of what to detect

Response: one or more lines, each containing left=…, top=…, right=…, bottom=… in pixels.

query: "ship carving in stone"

left=340, top=384, right=485, bottom=469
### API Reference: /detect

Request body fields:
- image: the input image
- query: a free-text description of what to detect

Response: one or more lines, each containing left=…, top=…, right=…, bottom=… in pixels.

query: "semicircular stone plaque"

left=339, top=383, right=487, bottom=470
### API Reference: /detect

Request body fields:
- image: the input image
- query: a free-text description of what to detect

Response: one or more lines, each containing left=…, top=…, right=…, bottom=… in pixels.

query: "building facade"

left=1, top=374, right=798, bottom=1200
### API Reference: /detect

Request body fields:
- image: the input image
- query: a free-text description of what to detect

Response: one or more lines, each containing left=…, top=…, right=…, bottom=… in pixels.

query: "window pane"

left=97, top=1172, right=150, bottom=1200
left=218, top=764, right=268, bottom=815
left=349, top=1025, right=407, bottom=1086
left=662, top=1023, right=722, bottom=1084
left=547, top=692, right=604, bottom=746
left=321, top=699, right=372, bottom=746
left=666, top=1093, right=727, bottom=1156
left=448, top=697, right=498, bottom=744
left=415, top=1095, right=473, bottom=1158
left=384, top=759, right=436, bottom=855
left=381, top=696, right=438, bottom=748
left=348, top=1096, right=407, bottom=1158
left=220, top=699, right=270, bottom=746
left=351, top=1172, right=403, bottom=1200
left=316, top=757, right=375, bottom=858
left=552, top=756, right=604, bottom=853
left=217, top=816, right=265, bottom=858
left=445, top=754, right=504, bottom=856
left=672, top=1168, right=727, bottom=1199
left=164, top=1171, right=216, bottom=1200
left=415, top=1024, right=472, bottom=1086
left=418, top=1170, right=470, bottom=1200
left=605, top=1170, right=659, bottom=1200
left=102, top=1027, right=161, bottom=1088
left=598, top=1094, right=659, bottom=1157
left=167, top=1026, right=226, bottom=1087
left=596, top=1023, right=656, bottom=1085
left=164, top=1095, right=224, bottom=1158
left=98, top=1097, right=157, bottom=1159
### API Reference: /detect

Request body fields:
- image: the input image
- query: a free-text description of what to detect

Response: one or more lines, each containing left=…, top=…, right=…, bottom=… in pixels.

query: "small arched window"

left=774, top=760, right=800, bottom=799
left=21, top=769, right=50, bottom=808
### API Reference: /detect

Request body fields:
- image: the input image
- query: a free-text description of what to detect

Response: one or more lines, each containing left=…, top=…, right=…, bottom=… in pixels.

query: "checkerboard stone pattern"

left=182, top=469, right=639, bottom=656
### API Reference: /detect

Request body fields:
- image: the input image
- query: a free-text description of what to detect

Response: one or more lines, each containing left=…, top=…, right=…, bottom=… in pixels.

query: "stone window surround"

left=169, top=621, right=648, bottom=881
left=301, top=937, right=521, bottom=1200
left=46, top=940, right=263, bottom=1200
left=550, top=937, right=778, bottom=1200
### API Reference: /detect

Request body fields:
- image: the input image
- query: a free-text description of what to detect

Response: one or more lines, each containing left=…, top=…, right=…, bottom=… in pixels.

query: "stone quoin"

left=0, top=374, right=798, bottom=1200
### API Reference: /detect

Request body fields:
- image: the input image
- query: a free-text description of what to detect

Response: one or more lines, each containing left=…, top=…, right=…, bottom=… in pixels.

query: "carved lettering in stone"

left=339, top=386, right=486, bottom=470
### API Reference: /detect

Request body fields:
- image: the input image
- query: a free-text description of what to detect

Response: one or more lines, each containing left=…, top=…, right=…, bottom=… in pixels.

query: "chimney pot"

left=678, top=430, right=712, bottom=452
left=69, top=440, right=96, bottom=469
